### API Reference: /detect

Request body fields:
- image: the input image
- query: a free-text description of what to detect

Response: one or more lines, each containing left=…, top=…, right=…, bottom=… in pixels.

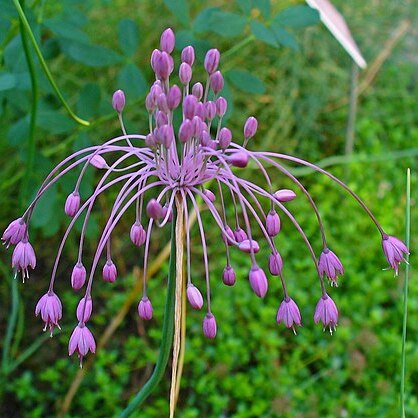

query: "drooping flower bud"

left=102, top=260, right=117, bottom=283
left=276, top=297, right=302, bottom=332
left=274, top=189, right=296, bottom=202
left=147, top=199, right=164, bottom=220
left=268, top=251, right=283, bottom=276
left=160, top=28, right=175, bottom=53
left=238, top=239, right=260, bottom=254
left=179, top=62, right=192, bottom=85
left=2, top=218, right=26, bottom=247
left=145, top=133, right=157, bottom=148
left=204, top=48, right=220, bottom=74
left=76, top=296, right=93, bottom=323
left=183, top=94, right=197, bottom=119
left=210, top=71, right=224, bottom=94
left=203, top=313, right=217, bottom=339
left=203, top=189, right=216, bottom=203
left=138, top=297, right=153, bottom=320
left=68, top=324, right=96, bottom=367
left=229, top=152, right=249, bottom=168
left=65, top=192, right=81, bottom=217
left=243, top=116, right=258, bottom=139
left=266, top=210, right=281, bottom=237
left=130, top=222, right=146, bottom=246
left=145, top=93, right=155, bottom=113
left=112, top=89, right=125, bottom=113
left=71, top=262, right=86, bottom=290
left=249, top=266, right=268, bottom=298
left=381, top=234, right=409, bottom=275
left=191, top=82, right=203, bottom=100
left=314, top=294, right=338, bottom=334
left=318, top=248, right=344, bottom=286
left=218, top=127, right=232, bottom=149
left=233, top=228, right=247, bottom=243
left=35, top=291, right=62, bottom=336
left=186, top=284, right=204, bottom=310
left=222, top=225, right=235, bottom=246
left=216, top=97, right=227, bottom=117
left=222, top=266, right=236, bottom=286
left=12, top=239, right=36, bottom=281
left=167, top=85, right=181, bottom=109
left=89, top=155, right=108, bottom=169
left=181, top=45, right=195, bottom=65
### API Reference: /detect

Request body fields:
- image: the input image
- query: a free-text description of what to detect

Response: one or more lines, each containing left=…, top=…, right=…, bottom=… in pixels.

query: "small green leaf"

left=63, top=42, right=123, bottom=67
left=164, top=0, right=190, bottom=26
left=31, top=184, right=58, bottom=230
left=37, top=110, right=76, bottom=134
left=236, top=0, right=252, bottom=15
left=117, top=64, right=147, bottom=99
left=250, top=21, right=278, bottom=48
left=43, top=18, right=89, bottom=43
left=252, top=0, right=271, bottom=19
left=193, top=8, right=220, bottom=33
left=0, top=73, right=16, bottom=91
left=205, top=11, right=247, bottom=38
left=77, top=83, right=101, bottom=118
left=226, top=70, right=266, bottom=94
left=273, top=5, right=320, bottom=28
left=271, top=27, right=299, bottom=50
left=118, top=18, right=140, bottom=56
left=7, top=117, right=29, bottom=147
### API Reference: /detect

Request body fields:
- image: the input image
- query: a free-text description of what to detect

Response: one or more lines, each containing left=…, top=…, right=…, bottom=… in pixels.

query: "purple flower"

left=71, top=263, right=86, bottom=290
left=138, top=297, right=153, bottom=320
left=203, top=313, right=217, bottom=339
left=233, top=228, right=247, bottom=243
left=76, top=296, right=93, bottom=323
left=268, top=251, right=283, bottom=276
left=210, top=71, right=224, bottom=94
left=274, top=189, right=296, bottom=202
left=12, top=239, right=36, bottom=281
left=318, top=248, right=344, bottom=286
left=276, top=297, right=302, bottom=333
left=187, top=284, right=204, bottom=310
left=204, top=48, right=220, bottom=74
left=266, top=210, right=281, bottom=237
left=160, top=28, right=175, bottom=53
left=130, top=222, right=146, bottom=246
left=243, top=116, right=258, bottom=139
left=112, top=89, right=125, bottom=113
left=102, top=260, right=117, bottom=283
left=181, top=45, right=195, bottom=65
left=222, top=266, right=236, bottom=286
left=68, top=324, right=96, bottom=367
left=382, top=234, right=409, bottom=275
left=239, top=239, right=260, bottom=254
left=2, top=218, right=26, bottom=247
left=65, top=192, right=81, bottom=217
left=314, top=294, right=338, bottom=334
left=35, top=292, right=62, bottom=336
left=249, top=266, right=268, bottom=298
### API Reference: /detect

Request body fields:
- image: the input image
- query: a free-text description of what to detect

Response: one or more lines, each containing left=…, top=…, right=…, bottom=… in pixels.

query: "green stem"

left=222, top=35, right=255, bottom=60
left=120, top=213, right=177, bottom=417
left=12, top=0, right=90, bottom=126
left=400, top=168, right=411, bottom=418
left=19, top=0, right=38, bottom=206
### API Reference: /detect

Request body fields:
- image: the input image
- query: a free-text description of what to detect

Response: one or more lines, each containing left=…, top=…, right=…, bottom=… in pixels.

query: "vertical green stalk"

left=120, top=210, right=177, bottom=418
left=400, top=168, right=411, bottom=418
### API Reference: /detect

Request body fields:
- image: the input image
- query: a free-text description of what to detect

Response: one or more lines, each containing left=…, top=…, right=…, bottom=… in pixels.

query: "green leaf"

left=272, top=5, right=320, bottom=28
left=250, top=21, right=278, bottom=48
left=193, top=8, right=220, bottom=33
left=63, top=42, right=123, bottom=67
left=37, top=110, right=76, bottom=134
left=117, top=64, right=147, bottom=99
left=163, top=0, right=190, bottom=26
left=31, top=184, right=58, bottom=229
left=203, top=11, right=247, bottom=38
left=43, top=18, right=89, bottom=43
left=236, top=0, right=252, bottom=15
left=118, top=18, right=140, bottom=56
left=0, top=73, right=16, bottom=91
left=252, top=0, right=271, bottom=19
left=271, top=27, right=299, bottom=50
left=7, top=117, right=29, bottom=147
left=77, top=83, right=101, bottom=118
left=226, top=69, right=266, bottom=94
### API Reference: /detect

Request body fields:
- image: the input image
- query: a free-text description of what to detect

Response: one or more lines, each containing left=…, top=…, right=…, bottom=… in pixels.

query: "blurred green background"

left=0, top=0, right=417, bottom=417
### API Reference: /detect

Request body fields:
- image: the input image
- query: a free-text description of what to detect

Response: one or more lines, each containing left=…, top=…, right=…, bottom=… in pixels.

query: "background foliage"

left=0, top=0, right=417, bottom=417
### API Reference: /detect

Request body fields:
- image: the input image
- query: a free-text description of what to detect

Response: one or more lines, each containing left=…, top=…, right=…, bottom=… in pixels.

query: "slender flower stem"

left=120, top=212, right=177, bottom=418
left=12, top=0, right=90, bottom=126
left=400, top=168, right=411, bottom=418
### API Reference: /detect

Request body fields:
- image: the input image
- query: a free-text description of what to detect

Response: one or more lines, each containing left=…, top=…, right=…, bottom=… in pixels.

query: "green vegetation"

left=0, top=1, right=416, bottom=417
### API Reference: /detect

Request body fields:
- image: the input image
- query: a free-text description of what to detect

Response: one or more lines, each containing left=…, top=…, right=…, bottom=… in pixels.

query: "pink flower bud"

left=274, top=189, right=296, bottom=202
left=156, top=111, right=168, bottom=128
left=203, top=189, right=216, bottom=203
left=150, top=49, right=161, bottom=72
left=205, top=101, right=217, bottom=120
left=146, top=199, right=164, bottom=220
left=233, top=228, right=247, bottom=243
left=145, top=93, right=155, bottom=113
left=191, top=82, right=203, bottom=100
left=229, top=151, right=249, bottom=168
left=222, top=266, right=236, bottom=286
left=210, top=71, right=224, bottom=94
left=183, top=94, right=197, bottom=119
left=179, top=62, right=192, bottom=85
left=167, top=85, right=181, bottom=109
left=249, top=266, right=268, bottom=298
left=145, top=133, right=157, bottom=148
left=71, top=262, right=86, bottom=290
left=244, top=116, right=258, bottom=139
left=222, top=225, right=235, bottom=246
left=138, top=297, right=153, bottom=320
left=77, top=296, right=93, bottom=323
left=112, top=89, right=125, bottom=113
left=130, top=222, right=146, bottom=246
left=204, top=48, right=220, bottom=74
left=162, top=204, right=173, bottom=222
left=160, top=28, right=175, bottom=53
left=218, top=127, right=232, bottom=149
left=157, top=93, right=168, bottom=113
left=181, top=45, right=195, bottom=65
left=266, top=210, right=281, bottom=237
left=238, top=239, right=260, bottom=253
left=200, top=131, right=212, bottom=147
left=89, top=155, right=108, bottom=169
left=186, top=284, right=204, bottom=310
left=154, top=51, right=171, bottom=80
left=179, top=119, right=193, bottom=143
left=216, top=97, right=227, bottom=117
left=65, top=192, right=80, bottom=217
left=194, top=103, right=205, bottom=119
left=2, top=218, right=26, bottom=246
left=102, top=260, right=117, bottom=283
left=268, top=251, right=283, bottom=276
left=159, top=124, right=174, bottom=148
left=203, top=313, right=217, bottom=339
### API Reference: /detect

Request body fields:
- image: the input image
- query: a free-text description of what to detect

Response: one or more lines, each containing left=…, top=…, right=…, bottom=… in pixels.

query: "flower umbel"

left=2, top=28, right=408, bottom=366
